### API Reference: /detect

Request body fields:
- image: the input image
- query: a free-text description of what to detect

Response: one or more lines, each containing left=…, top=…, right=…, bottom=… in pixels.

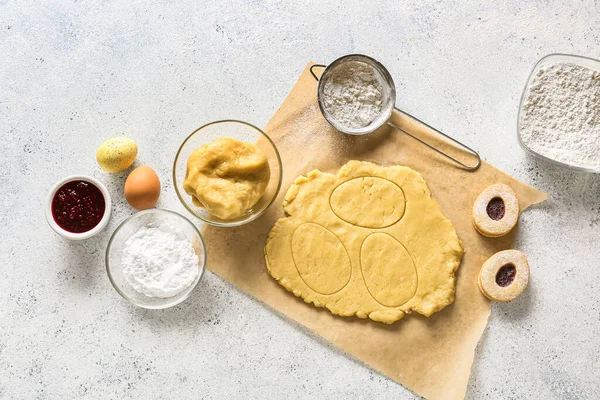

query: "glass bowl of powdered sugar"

left=518, top=53, right=600, bottom=173
left=105, top=209, right=206, bottom=309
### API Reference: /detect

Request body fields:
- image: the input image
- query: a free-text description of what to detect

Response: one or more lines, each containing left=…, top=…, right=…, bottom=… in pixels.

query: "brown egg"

left=124, top=166, right=161, bottom=210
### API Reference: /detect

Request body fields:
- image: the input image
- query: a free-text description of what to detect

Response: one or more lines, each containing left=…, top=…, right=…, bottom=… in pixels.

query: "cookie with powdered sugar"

left=478, top=250, right=529, bottom=302
left=472, top=183, right=519, bottom=238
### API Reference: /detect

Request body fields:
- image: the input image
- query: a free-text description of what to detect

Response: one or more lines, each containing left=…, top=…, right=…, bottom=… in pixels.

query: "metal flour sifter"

left=311, top=54, right=481, bottom=170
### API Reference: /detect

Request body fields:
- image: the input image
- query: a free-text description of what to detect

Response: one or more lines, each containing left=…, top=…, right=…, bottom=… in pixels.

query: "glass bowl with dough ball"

left=173, top=120, right=283, bottom=227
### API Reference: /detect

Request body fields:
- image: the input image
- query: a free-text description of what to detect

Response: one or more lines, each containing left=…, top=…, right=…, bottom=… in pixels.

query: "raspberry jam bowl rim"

left=45, top=175, right=112, bottom=240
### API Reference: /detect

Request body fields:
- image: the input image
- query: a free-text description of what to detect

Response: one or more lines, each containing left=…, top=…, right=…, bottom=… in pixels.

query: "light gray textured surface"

left=2, top=1, right=600, bottom=399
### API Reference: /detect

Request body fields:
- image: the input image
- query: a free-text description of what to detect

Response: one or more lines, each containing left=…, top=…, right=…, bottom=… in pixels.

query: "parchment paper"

left=202, top=63, right=547, bottom=399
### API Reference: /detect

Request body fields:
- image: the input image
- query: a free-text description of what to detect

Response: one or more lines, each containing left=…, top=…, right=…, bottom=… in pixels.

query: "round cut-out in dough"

left=360, top=233, right=417, bottom=307
left=291, top=223, right=351, bottom=295
left=330, top=177, right=406, bottom=228
left=265, top=161, right=464, bottom=324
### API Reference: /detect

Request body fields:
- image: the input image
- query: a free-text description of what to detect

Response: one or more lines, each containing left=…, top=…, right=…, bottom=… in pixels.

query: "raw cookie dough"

left=478, top=249, right=529, bottom=302
left=183, top=137, right=271, bottom=220
left=264, top=161, right=464, bottom=324
left=473, top=183, right=519, bottom=237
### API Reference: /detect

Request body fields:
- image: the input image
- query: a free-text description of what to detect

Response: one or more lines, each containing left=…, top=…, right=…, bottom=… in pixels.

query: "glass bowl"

left=517, top=53, right=600, bottom=173
left=173, top=120, right=283, bottom=227
left=105, top=209, right=206, bottom=309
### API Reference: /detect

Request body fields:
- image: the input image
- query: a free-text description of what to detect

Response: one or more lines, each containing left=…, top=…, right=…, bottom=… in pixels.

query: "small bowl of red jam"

left=45, top=175, right=112, bottom=240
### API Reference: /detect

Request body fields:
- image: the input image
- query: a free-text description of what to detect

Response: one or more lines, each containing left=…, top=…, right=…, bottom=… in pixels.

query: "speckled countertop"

left=1, top=1, right=599, bottom=399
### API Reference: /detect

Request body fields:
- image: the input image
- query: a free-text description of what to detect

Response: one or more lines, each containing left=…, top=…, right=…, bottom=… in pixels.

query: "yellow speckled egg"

left=96, top=137, right=138, bottom=173
left=124, top=166, right=161, bottom=210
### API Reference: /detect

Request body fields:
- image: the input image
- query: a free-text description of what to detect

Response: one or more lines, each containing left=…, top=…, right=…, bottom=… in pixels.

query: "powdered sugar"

left=520, top=62, right=600, bottom=170
left=121, top=223, right=199, bottom=298
left=322, top=61, right=384, bottom=129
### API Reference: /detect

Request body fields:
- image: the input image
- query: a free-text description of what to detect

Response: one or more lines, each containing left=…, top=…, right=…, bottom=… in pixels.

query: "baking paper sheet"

left=202, top=63, right=547, bottom=399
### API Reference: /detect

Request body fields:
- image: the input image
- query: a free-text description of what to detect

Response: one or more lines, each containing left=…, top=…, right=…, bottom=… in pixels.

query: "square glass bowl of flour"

left=106, top=209, right=206, bottom=309
left=517, top=53, right=600, bottom=173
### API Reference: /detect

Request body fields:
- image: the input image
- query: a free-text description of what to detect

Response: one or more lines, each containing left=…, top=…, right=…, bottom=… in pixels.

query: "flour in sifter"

left=121, top=223, right=199, bottom=298
left=322, top=61, right=384, bottom=130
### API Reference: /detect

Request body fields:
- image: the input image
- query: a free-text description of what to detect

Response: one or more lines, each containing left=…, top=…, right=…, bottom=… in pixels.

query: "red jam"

left=52, top=180, right=106, bottom=233
left=486, top=197, right=505, bottom=221
left=495, top=263, right=517, bottom=287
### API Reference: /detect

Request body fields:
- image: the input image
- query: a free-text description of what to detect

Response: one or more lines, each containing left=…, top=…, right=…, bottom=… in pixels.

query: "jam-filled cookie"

left=473, top=183, right=519, bottom=237
left=478, top=250, right=529, bottom=302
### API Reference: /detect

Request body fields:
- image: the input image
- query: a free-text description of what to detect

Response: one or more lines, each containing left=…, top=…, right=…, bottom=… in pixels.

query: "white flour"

left=122, top=223, right=199, bottom=298
left=520, top=62, right=600, bottom=170
left=322, top=61, right=383, bottom=129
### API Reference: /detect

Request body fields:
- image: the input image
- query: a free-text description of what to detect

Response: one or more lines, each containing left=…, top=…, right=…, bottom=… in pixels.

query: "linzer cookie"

left=478, top=250, right=529, bottom=302
left=472, top=183, right=519, bottom=237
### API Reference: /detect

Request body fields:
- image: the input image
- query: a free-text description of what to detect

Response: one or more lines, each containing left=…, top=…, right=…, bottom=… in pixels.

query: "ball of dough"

left=472, top=183, right=519, bottom=237
left=183, top=137, right=271, bottom=220
left=478, top=249, right=529, bottom=302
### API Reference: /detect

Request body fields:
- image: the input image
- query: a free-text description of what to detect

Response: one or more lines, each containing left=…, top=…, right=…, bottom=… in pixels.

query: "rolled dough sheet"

left=201, top=63, right=547, bottom=400
left=265, top=161, right=464, bottom=324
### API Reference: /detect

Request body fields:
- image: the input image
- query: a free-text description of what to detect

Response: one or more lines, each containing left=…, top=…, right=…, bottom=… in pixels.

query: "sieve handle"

left=310, top=64, right=326, bottom=80
left=388, top=107, right=481, bottom=171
